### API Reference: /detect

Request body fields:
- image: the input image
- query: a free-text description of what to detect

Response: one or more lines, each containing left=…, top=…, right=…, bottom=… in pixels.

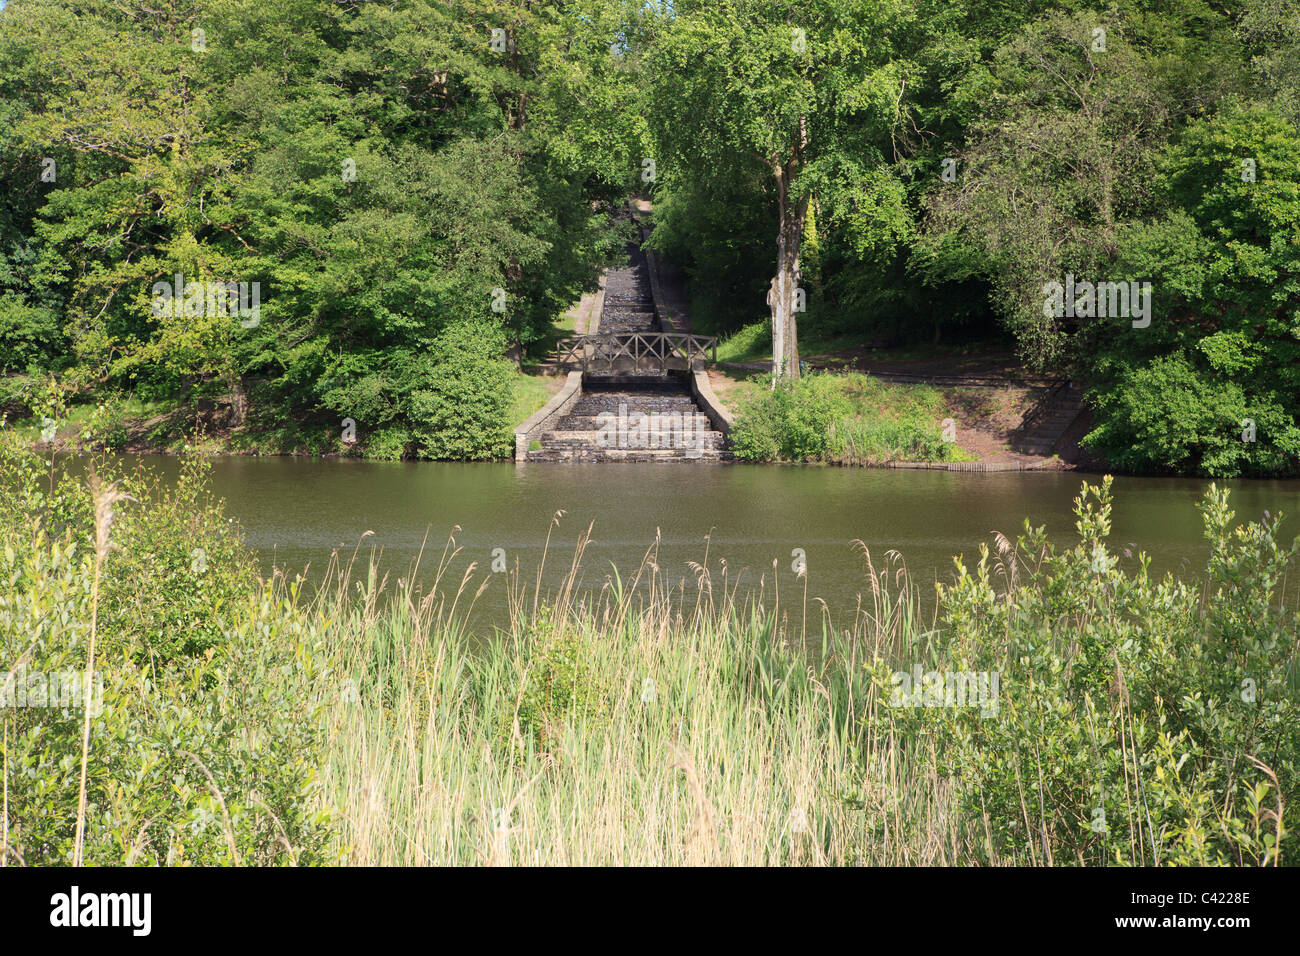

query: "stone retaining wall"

left=514, top=370, right=584, bottom=462
left=887, top=460, right=1055, bottom=472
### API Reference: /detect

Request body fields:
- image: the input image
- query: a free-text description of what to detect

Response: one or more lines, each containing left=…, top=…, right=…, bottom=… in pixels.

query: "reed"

left=72, top=473, right=133, bottom=868
left=311, top=526, right=941, bottom=865
left=305, top=487, right=1297, bottom=866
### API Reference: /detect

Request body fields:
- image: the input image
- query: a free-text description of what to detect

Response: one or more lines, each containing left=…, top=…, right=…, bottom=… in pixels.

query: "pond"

left=111, top=455, right=1300, bottom=631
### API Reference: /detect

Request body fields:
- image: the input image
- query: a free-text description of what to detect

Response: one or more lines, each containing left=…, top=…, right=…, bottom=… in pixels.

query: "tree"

left=916, top=5, right=1247, bottom=367
left=0, top=0, right=636, bottom=455
left=1239, top=0, right=1300, bottom=127
left=647, top=0, right=904, bottom=380
left=1083, top=105, right=1300, bottom=475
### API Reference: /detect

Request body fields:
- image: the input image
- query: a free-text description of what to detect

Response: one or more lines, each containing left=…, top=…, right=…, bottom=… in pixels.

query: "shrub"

left=362, top=424, right=414, bottom=461
left=1, top=433, right=262, bottom=665
left=1082, top=106, right=1300, bottom=477
left=1083, top=351, right=1300, bottom=476
left=512, top=624, right=612, bottom=754
left=0, top=373, right=35, bottom=421
left=0, top=440, right=332, bottom=865
left=0, top=293, right=61, bottom=373
left=82, top=396, right=131, bottom=451
left=409, top=320, right=515, bottom=460
left=732, top=372, right=961, bottom=464
left=98, top=455, right=260, bottom=663
left=872, top=478, right=1298, bottom=865
left=731, top=374, right=850, bottom=461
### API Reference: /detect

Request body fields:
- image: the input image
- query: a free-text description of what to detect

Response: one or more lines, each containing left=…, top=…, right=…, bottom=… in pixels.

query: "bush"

left=0, top=293, right=62, bottom=373
left=731, top=372, right=961, bottom=464
left=408, top=320, right=515, bottom=460
left=872, top=478, right=1298, bottom=865
left=362, top=425, right=414, bottom=461
left=0, top=373, right=35, bottom=421
left=0, top=437, right=332, bottom=865
left=500, top=608, right=612, bottom=757
left=1082, top=106, right=1300, bottom=476
left=98, top=454, right=260, bottom=663
left=1084, top=351, right=1300, bottom=476
left=82, top=396, right=131, bottom=451
left=0, top=433, right=260, bottom=665
left=731, top=374, right=850, bottom=461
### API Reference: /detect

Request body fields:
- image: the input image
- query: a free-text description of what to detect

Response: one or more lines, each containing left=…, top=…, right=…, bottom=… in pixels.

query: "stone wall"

left=514, top=370, right=584, bottom=462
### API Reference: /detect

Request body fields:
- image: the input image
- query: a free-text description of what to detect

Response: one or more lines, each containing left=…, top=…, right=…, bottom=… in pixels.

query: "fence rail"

left=556, top=332, right=718, bottom=372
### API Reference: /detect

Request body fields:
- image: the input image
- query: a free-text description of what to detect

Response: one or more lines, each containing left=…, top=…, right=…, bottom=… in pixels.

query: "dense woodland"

left=2, top=0, right=1299, bottom=474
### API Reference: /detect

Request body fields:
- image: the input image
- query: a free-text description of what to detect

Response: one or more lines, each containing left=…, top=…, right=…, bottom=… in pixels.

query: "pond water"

left=107, top=456, right=1300, bottom=632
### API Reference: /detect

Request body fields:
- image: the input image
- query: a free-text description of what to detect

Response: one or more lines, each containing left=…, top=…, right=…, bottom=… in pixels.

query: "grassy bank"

left=2, top=434, right=1295, bottom=865
left=701, top=315, right=881, bottom=365
left=727, top=371, right=976, bottom=465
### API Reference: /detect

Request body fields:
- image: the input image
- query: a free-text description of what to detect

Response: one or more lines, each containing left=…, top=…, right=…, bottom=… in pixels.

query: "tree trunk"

left=770, top=158, right=808, bottom=382
left=230, top=375, right=248, bottom=427
left=768, top=273, right=784, bottom=384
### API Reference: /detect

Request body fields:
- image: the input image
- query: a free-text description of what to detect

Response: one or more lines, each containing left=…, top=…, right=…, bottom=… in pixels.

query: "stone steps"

left=555, top=411, right=713, bottom=427
left=1015, top=386, right=1085, bottom=456
left=568, top=398, right=701, bottom=415
left=528, top=215, right=731, bottom=463
left=528, top=447, right=734, bottom=462
left=540, top=429, right=728, bottom=449
left=538, top=387, right=729, bottom=461
left=597, top=239, right=655, bottom=336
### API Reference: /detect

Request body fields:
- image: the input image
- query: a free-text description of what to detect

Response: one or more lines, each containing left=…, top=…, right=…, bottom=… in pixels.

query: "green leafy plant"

left=732, top=372, right=963, bottom=464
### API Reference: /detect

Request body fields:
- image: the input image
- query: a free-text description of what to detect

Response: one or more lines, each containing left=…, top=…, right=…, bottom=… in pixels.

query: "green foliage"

left=732, top=374, right=851, bottom=461
left=0, top=433, right=331, bottom=866
left=0, top=0, right=631, bottom=460
left=1240, top=0, right=1300, bottom=127
left=1084, top=106, right=1300, bottom=475
left=874, top=478, right=1298, bottom=865
left=731, top=371, right=962, bottom=464
left=919, top=8, right=1207, bottom=366
left=5, top=448, right=1297, bottom=865
left=646, top=0, right=910, bottom=364
left=646, top=165, right=777, bottom=336
left=1, top=536, right=335, bottom=865
left=714, top=320, right=772, bottom=363
left=0, top=293, right=61, bottom=372
left=505, top=608, right=613, bottom=756
left=361, top=426, right=414, bottom=462
left=4, top=0, right=1300, bottom=476
left=0, top=372, right=35, bottom=420
left=82, top=396, right=132, bottom=451
left=1083, top=351, right=1300, bottom=475
left=100, top=456, right=260, bottom=662
left=408, top=320, right=515, bottom=460
left=0, top=432, right=259, bottom=665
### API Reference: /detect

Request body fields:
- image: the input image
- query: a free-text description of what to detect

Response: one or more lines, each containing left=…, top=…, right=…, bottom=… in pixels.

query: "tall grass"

left=72, top=474, right=134, bottom=867
left=304, top=483, right=1297, bottom=866
left=309, top=527, right=923, bottom=865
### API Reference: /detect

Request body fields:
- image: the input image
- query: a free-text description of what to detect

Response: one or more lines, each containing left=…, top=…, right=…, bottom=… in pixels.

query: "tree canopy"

left=3, top=0, right=1299, bottom=474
